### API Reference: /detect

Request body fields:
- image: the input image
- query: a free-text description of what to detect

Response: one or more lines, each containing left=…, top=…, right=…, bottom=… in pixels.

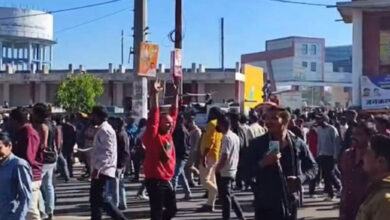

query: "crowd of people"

left=1, top=80, right=390, bottom=220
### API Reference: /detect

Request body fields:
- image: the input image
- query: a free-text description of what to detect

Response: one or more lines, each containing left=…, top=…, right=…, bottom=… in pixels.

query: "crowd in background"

left=1, top=88, right=390, bottom=220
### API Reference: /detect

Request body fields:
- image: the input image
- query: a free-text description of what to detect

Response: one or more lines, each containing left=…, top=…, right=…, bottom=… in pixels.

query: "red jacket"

left=306, top=129, right=318, bottom=157
left=143, top=107, right=177, bottom=181
left=13, top=124, right=42, bottom=181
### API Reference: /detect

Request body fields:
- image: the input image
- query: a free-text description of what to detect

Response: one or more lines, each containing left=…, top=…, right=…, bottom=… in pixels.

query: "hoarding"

left=138, top=42, right=159, bottom=77
left=171, top=49, right=182, bottom=78
left=361, top=75, right=390, bottom=109
left=380, top=30, right=390, bottom=65
left=243, top=64, right=264, bottom=114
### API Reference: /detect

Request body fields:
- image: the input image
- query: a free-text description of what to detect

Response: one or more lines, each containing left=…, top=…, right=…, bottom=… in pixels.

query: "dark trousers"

left=133, top=151, right=144, bottom=181
left=90, top=175, right=128, bottom=220
left=317, top=155, right=341, bottom=198
left=254, top=198, right=297, bottom=220
left=216, top=174, right=245, bottom=220
left=309, top=157, right=321, bottom=195
left=145, top=179, right=177, bottom=220
left=63, top=152, right=73, bottom=177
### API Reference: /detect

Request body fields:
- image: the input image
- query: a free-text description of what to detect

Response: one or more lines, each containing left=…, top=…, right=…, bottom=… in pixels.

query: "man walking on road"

left=10, top=107, right=43, bottom=220
left=198, top=107, right=223, bottom=212
left=89, top=106, right=127, bottom=220
left=0, top=132, right=32, bottom=220
left=315, top=113, right=342, bottom=201
left=142, top=80, right=179, bottom=220
left=215, top=115, right=246, bottom=220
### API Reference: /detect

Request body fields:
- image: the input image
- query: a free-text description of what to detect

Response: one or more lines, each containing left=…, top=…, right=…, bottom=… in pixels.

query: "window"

left=302, top=44, right=308, bottom=55
left=302, top=61, right=308, bottom=68
left=311, top=45, right=317, bottom=55
left=311, top=62, right=317, bottom=72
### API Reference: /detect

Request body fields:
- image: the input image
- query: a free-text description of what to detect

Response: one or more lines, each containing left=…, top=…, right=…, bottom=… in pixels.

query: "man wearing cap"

left=315, top=113, right=342, bottom=201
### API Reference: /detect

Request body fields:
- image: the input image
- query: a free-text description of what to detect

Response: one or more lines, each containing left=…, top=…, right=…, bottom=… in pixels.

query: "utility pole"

left=221, top=17, right=225, bottom=71
left=121, top=29, right=124, bottom=65
left=132, top=0, right=148, bottom=118
left=175, top=0, right=182, bottom=49
left=175, top=0, right=183, bottom=99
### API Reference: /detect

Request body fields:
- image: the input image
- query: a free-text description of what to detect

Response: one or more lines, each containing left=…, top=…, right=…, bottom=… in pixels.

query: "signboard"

left=171, top=49, right=182, bottom=78
left=380, top=31, right=390, bottom=65
left=138, top=42, right=159, bottom=77
left=361, top=75, right=390, bottom=109
left=243, top=64, right=264, bottom=114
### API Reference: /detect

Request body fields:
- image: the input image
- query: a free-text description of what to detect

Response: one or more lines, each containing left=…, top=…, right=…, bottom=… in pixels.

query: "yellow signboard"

left=243, top=64, right=264, bottom=114
left=138, top=42, right=159, bottom=77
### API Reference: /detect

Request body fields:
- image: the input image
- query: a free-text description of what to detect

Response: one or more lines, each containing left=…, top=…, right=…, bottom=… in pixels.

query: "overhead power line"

left=267, top=0, right=332, bottom=7
left=0, top=0, right=122, bottom=20
left=56, top=7, right=130, bottom=34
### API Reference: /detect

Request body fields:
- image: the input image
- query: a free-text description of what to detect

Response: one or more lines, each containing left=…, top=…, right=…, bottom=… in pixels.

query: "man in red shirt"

left=10, top=107, right=42, bottom=220
left=143, top=80, right=178, bottom=220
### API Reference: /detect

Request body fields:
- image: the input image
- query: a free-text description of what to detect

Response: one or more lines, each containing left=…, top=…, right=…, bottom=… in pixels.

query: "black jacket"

left=116, top=128, right=130, bottom=169
left=173, top=124, right=190, bottom=160
left=246, top=132, right=318, bottom=216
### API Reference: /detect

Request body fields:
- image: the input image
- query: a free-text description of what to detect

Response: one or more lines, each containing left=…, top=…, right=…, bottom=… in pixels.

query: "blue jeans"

left=171, top=159, right=191, bottom=196
left=41, top=163, right=56, bottom=215
left=105, top=169, right=127, bottom=208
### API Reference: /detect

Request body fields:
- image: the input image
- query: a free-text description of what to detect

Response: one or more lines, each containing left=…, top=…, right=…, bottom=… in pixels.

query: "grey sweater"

left=316, top=124, right=341, bottom=159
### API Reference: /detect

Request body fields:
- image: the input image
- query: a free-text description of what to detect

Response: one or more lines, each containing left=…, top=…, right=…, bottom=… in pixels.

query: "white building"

left=242, top=36, right=353, bottom=107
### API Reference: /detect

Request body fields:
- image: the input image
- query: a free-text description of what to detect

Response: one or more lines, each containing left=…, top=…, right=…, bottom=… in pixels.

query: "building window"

left=302, top=61, right=308, bottom=68
left=302, top=44, right=308, bottom=55
left=311, top=62, right=317, bottom=72
left=311, top=45, right=317, bottom=55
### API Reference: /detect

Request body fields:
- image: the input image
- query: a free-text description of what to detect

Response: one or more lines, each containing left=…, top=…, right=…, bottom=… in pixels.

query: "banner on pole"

left=138, top=42, right=159, bottom=77
left=171, top=48, right=182, bottom=78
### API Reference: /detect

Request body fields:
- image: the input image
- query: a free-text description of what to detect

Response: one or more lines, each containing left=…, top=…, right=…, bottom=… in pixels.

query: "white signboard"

left=361, top=75, right=390, bottom=110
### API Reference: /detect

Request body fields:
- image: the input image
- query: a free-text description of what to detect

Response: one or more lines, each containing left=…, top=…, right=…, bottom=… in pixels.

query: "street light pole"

left=175, top=0, right=183, bottom=101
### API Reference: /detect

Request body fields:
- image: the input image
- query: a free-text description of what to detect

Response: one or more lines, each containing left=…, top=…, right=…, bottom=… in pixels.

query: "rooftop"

left=337, top=0, right=390, bottom=23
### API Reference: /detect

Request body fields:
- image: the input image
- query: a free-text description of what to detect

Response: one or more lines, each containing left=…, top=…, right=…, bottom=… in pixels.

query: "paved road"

left=54, top=167, right=339, bottom=220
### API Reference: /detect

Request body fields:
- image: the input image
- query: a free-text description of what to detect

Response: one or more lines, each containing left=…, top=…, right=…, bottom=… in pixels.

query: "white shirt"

left=219, top=130, right=240, bottom=178
left=92, top=121, right=117, bottom=178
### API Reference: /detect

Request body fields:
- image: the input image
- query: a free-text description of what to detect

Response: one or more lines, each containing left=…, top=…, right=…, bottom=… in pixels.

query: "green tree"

left=56, top=74, right=104, bottom=113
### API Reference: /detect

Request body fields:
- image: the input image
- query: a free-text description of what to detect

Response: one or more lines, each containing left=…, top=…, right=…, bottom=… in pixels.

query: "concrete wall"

left=271, top=57, right=294, bottom=81
left=46, top=84, right=58, bottom=104
left=266, top=38, right=293, bottom=51
left=204, top=83, right=235, bottom=103
left=10, top=84, right=30, bottom=106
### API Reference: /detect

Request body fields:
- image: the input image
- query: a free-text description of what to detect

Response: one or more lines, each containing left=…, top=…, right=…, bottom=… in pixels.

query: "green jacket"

left=356, top=175, right=390, bottom=220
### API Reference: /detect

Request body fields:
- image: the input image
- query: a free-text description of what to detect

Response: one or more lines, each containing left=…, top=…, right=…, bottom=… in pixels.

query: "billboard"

left=138, top=42, right=159, bottom=77
left=0, top=8, right=53, bottom=41
left=361, top=75, right=390, bottom=109
left=243, top=64, right=264, bottom=113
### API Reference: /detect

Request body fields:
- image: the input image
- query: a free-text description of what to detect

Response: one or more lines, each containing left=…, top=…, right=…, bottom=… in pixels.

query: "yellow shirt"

left=200, top=119, right=223, bottom=161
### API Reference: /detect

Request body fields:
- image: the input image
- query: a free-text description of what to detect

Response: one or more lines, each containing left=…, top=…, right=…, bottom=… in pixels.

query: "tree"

left=56, top=74, right=104, bottom=113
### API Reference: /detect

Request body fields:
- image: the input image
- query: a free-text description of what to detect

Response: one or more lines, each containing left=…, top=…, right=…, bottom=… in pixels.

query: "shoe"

left=44, top=214, right=53, bottom=220
left=197, top=205, right=214, bottom=212
left=118, top=205, right=127, bottom=210
left=137, top=194, right=149, bottom=201
left=202, top=192, right=208, bottom=198
left=189, top=182, right=195, bottom=188
left=184, top=194, right=192, bottom=201
left=324, top=196, right=335, bottom=202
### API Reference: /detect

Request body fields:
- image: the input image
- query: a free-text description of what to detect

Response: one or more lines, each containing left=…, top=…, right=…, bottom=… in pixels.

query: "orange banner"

left=138, top=42, right=159, bottom=77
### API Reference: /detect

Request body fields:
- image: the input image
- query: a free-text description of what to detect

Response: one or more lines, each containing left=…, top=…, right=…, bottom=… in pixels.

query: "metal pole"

left=121, top=30, right=124, bottom=65
left=221, top=17, right=225, bottom=71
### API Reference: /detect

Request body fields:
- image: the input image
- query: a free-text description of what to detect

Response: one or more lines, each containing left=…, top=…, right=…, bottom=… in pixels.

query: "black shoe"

left=118, top=205, right=127, bottom=210
left=44, top=214, right=53, bottom=220
left=202, top=192, right=208, bottom=198
left=189, top=182, right=195, bottom=188
left=197, top=205, right=214, bottom=212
